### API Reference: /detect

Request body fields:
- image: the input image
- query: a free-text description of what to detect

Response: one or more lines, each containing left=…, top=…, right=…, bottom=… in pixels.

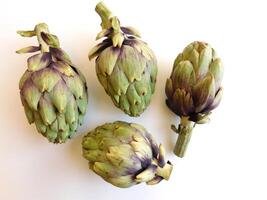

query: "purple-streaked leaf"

left=21, top=79, right=41, bottom=111
left=172, top=60, right=195, bottom=91
left=193, top=73, right=215, bottom=113
left=50, top=47, right=72, bottom=65
left=143, top=132, right=159, bottom=159
left=51, top=61, right=75, bottom=77
left=88, top=41, right=112, bottom=60
left=17, top=30, right=36, bottom=37
left=172, top=88, right=194, bottom=116
left=205, top=87, right=223, bottom=112
left=158, top=144, right=165, bottom=168
left=19, top=71, right=32, bottom=90
left=121, top=26, right=141, bottom=37
left=16, top=46, right=40, bottom=54
left=20, top=94, right=34, bottom=123
left=31, top=68, right=61, bottom=92
left=165, top=78, right=173, bottom=99
left=41, top=32, right=60, bottom=48
left=50, top=80, right=71, bottom=113
left=27, top=52, right=51, bottom=71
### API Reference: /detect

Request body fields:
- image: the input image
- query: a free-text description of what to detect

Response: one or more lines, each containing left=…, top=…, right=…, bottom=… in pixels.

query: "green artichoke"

left=17, top=23, right=88, bottom=143
left=165, top=41, right=223, bottom=157
left=82, top=121, right=173, bottom=188
left=89, top=2, right=157, bottom=117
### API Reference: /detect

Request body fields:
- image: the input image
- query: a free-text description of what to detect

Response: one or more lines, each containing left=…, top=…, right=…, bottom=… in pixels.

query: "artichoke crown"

left=82, top=121, right=172, bottom=188
left=17, top=23, right=88, bottom=143
left=166, top=41, right=223, bottom=123
left=89, top=2, right=158, bottom=117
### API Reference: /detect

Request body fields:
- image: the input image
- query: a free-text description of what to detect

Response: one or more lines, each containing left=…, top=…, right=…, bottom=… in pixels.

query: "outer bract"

left=165, top=41, right=223, bottom=157
left=89, top=2, right=157, bottom=117
left=17, top=23, right=88, bottom=143
left=82, top=121, right=172, bottom=188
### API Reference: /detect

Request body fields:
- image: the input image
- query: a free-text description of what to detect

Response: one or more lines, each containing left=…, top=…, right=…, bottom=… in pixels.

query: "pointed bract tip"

left=17, top=30, right=36, bottom=37
left=88, top=50, right=96, bottom=60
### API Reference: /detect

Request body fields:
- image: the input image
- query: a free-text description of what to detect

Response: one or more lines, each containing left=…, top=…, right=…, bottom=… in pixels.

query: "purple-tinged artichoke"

left=165, top=41, right=224, bottom=157
left=17, top=23, right=88, bottom=143
left=82, top=121, right=173, bottom=188
left=89, top=2, right=157, bottom=117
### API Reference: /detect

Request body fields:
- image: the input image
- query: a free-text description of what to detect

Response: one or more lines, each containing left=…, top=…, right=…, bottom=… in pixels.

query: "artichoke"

left=165, top=41, right=223, bottom=157
left=17, top=23, right=88, bottom=143
left=89, top=2, right=157, bottom=117
left=82, top=121, right=173, bottom=188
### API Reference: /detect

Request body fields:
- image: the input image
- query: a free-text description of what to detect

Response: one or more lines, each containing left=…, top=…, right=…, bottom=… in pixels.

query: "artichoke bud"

left=165, top=41, right=224, bottom=157
left=89, top=2, right=158, bottom=117
left=17, top=23, right=88, bottom=143
left=82, top=121, right=173, bottom=188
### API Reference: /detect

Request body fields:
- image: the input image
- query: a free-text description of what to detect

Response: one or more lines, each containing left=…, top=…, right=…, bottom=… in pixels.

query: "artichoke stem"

left=95, top=2, right=113, bottom=29
left=155, top=162, right=173, bottom=180
left=34, top=23, right=50, bottom=53
left=173, top=117, right=194, bottom=158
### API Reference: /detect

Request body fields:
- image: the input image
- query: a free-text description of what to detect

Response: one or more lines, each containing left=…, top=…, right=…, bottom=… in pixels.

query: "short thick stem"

left=95, top=2, right=113, bottom=29
left=155, top=162, right=173, bottom=180
left=34, top=23, right=50, bottom=53
left=95, top=2, right=124, bottom=47
left=173, top=117, right=194, bottom=158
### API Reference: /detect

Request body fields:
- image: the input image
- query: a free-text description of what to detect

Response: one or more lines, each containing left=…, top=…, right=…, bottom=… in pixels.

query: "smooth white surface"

left=1, top=0, right=267, bottom=199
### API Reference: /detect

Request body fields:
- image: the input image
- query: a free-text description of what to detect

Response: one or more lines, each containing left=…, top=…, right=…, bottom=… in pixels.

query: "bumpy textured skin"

left=18, top=23, right=88, bottom=143
left=82, top=121, right=172, bottom=188
left=165, top=41, right=223, bottom=122
left=89, top=3, right=157, bottom=117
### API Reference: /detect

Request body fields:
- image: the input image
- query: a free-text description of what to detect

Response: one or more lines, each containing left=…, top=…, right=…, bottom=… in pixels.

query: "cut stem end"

left=155, top=161, right=173, bottom=180
left=173, top=117, right=194, bottom=158
left=174, top=130, right=192, bottom=157
left=95, top=2, right=113, bottom=29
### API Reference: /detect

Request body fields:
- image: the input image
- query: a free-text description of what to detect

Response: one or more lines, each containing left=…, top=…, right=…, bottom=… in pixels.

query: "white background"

left=1, top=0, right=267, bottom=199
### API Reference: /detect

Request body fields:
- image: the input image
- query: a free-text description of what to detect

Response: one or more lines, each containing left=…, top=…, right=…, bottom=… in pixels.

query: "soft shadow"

left=152, top=59, right=181, bottom=153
